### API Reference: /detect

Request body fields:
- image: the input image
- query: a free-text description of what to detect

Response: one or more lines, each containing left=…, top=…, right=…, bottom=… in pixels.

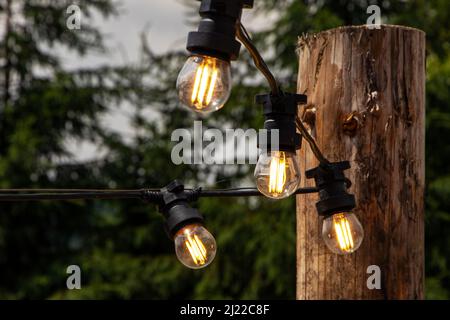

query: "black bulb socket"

left=159, top=180, right=204, bottom=239
left=187, top=0, right=254, bottom=61
left=256, top=92, right=307, bottom=153
left=306, top=161, right=356, bottom=217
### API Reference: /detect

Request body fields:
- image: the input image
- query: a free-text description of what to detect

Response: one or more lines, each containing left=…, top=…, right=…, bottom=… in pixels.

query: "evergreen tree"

left=0, top=0, right=145, bottom=298
left=0, top=0, right=448, bottom=299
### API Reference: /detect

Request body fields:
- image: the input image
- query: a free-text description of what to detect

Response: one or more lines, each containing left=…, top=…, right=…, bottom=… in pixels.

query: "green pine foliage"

left=0, top=0, right=448, bottom=299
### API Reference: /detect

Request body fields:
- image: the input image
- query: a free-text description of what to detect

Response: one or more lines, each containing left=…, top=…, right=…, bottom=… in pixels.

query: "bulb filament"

left=268, top=151, right=287, bottom=195
left=191, top=57, right=219, bottom=110
left=333, top=213, right=355, bottom=252
left=185, top=233, right=207, bottom=266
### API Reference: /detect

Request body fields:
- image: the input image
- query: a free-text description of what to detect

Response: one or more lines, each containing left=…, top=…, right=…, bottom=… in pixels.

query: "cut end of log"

left=297, top=24, right=425, bottom=53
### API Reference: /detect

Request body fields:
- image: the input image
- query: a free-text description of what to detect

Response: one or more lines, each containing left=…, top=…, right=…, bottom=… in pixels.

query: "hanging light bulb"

left=254, top=150, right=301, bottom=199
left=177, top=0, right=253, bottom=113
left=174, top=223, right=217, bottom=269
left=253, top=93, right=306, bottom=199
left=159, top=180, right=217, bottom=269
left=322, top=211, right=364, bottom=254
left=176, top=55, right=231, bottom=113
left=306, top=161, right=362, bottom=255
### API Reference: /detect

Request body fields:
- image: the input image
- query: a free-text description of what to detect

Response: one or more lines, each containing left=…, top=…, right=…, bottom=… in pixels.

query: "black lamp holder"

left=256, top=92, right=307, bottom=153
left=187, top=0, right=254, bottom=61
left=159, top=180, right=204, bottom=238
left=305, top=161, right=356, bottom=217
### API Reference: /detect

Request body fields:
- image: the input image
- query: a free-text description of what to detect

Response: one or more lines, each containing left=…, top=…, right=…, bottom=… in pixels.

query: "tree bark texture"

left=296, top=25, right=426, bottom=299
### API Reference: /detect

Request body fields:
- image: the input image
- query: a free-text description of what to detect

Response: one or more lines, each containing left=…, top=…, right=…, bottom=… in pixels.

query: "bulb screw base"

left=306, top=161, right=356, bottom=217
left=159, top=180, right=204, bottom=238
left=256, top=92, right=307, bottom=153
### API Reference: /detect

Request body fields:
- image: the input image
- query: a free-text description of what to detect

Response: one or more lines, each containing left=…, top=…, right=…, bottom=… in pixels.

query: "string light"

left=176, top=0, right=362, bottom=255
left=0, top=0, right=364, bottom=272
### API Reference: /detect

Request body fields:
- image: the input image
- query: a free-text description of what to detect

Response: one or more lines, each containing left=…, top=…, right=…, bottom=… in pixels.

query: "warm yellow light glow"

left=190, top=67, right=203, bottom=103
left=190, top=57, right=218, bottom=110
left=185, top=232, right=207, bottom=266
left=206, top=69, right=218, bottom=105
left=333, top=213, right=355, bottom=252
left=268, top=151, right=287, bottom=195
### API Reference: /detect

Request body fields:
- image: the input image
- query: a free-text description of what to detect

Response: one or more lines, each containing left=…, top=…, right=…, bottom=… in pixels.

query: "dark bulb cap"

left=256, top=92, right=307, bottom=153
left=159, top=180, right=205, bottom=238
left=186, top=0, right=254, bottom=61
left=306, top=161, right=356, bottom=217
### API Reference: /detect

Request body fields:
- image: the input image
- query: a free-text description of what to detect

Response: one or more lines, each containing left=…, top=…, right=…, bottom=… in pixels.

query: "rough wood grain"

left=296, top=25, right=425, bottom=300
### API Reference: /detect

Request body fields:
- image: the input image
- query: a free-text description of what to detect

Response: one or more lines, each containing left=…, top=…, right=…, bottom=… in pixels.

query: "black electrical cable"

left=0, top=191, right=143, bottom=201
left=186, top=186, right=318, bottom=198
left=0, top=186, right=318, bottom=202
left=236, top=22, right=280, bottom=95
left=296, top=118, right=330, bottom=166
left=0, top=188, right=154, bottom=193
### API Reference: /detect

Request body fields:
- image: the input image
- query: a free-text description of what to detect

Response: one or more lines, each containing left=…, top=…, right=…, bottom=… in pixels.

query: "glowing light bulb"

left=254, top=150, right=301, bottom=199
left=174, top=223, right=217, bottom=269
left=322, top=212, right=364, bottom=254
left=176, top=55, right=231, bottom=113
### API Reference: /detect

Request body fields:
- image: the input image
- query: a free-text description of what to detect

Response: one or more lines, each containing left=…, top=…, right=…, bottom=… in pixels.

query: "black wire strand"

left=0, top=187, right=319, bottom=202
left=0, top=188, right=154, bottom=193
left=236, top=22, right=280, bottom=95
left=189, top=187, right=318, bottom=198
left=295, top=118, right=330, bottom=166
left=0, top=191, right=143, bottom=201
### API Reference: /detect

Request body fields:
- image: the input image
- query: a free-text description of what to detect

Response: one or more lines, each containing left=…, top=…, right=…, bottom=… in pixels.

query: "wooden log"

left=296, top=25, right=425, bottom=300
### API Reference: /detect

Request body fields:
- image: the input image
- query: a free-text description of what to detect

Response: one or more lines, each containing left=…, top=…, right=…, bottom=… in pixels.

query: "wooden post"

left=296, top=25, right=425, bottom=299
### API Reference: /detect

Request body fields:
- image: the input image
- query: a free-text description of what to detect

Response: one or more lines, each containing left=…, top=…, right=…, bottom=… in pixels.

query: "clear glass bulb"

left=174, top=223, right=217, bottom=269
left=322, top=212, right=364, bottom=254
left=176, top=55, right=231, bottom=113
left=254, top=150, right=301, bottom=199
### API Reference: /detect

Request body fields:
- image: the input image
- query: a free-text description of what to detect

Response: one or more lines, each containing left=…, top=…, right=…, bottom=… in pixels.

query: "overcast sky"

left=62, top=0, right=188, bottom=69
left=62, top=0, right=272, bottom=160
left=62, top=0, right=266, bottom=68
